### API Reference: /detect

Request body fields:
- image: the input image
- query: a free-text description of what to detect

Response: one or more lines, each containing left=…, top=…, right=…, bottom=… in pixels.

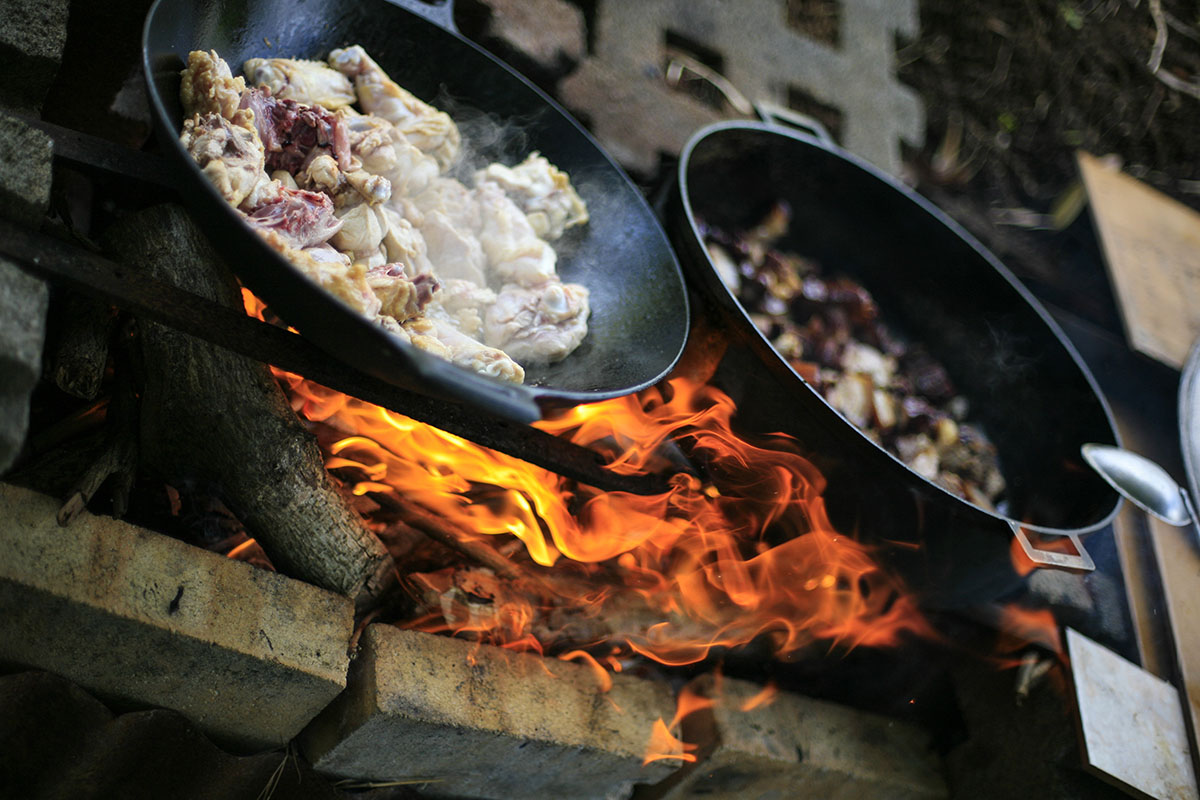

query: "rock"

left=0, top=0, right=70, bottom=113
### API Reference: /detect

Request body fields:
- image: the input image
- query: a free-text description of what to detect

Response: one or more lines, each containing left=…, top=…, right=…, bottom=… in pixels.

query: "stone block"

left=649, top=674, right=947, bottom=800
left=302, top=625, right=680, bottom=799
left=0, top=112, right=54, bottom=228
left=0, top=0, right=70, bottom=113
left=475, top=0, right=586, bottom=73
left=0, top=259, right=49, bottom=474
left=0, top=483, right=354, bottom=751
left=560, top=0, right=924, bottom=176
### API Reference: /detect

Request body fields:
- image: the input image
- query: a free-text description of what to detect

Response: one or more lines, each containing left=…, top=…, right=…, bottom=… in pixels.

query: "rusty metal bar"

left=1, top=219, right=675, bottom=495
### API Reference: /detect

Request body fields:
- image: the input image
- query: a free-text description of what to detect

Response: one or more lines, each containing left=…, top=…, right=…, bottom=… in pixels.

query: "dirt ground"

left=895, top=0, right=1200, bottom=327
left=899, top=0, right=1200, bottom=209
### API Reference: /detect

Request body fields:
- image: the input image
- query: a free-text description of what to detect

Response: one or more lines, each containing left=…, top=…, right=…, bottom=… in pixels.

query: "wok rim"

left=676, top=119, right=1123, bottom=537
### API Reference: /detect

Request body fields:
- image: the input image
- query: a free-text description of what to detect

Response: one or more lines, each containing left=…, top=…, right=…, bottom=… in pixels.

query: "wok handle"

left=383, top=0, right=458, bottom=34
left=1009, top=522, right=1096, bottom=572
left=662, top=55, right=834, bottom=145
left=752, top=103, right=835, bottom=146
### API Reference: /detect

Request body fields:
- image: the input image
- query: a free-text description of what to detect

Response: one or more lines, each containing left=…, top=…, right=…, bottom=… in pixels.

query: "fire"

left=642, top=684, right=714, bottom=765
left=246, top=280, right=930, bottom=668
left=995, top=604, right=1062, bottom=655
left=268, top=365, right=934, bottom=668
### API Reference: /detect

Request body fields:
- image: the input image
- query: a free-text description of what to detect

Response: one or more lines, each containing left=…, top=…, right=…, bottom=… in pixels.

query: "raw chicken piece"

left=256, top=227, right=381, bottom=317
left=243, top=57, right=355, bottom=109
left=408, top=209, right=487, bottom=285
left=408, top=176, right=481, bottom=231
left=432, top=278, right=497, bottom=339
left=484, top=281, right=590, bottom=364
left=474, top=181, right=557, bottom=286
left=404, top=178, right=487, bottom=284
left=366, top=264, right=439, bottom=322
left=331, top=197, right=391, bottom=265
left=301, top=153, right=390, bottom=206
left=246, top=184, right=343, bottom=249
left=327, top=45, right=460, bottom=170
left=403, top=313, right=525, bottom=384
left=180, top=50, right=246, bottom=119
left=475, top=152, right=587, bottom=240
left=341, top=113, right=438, bottom=197
left=181, top=112, right=268, bottom=208
left=239, top=87, right=352, bottom=174
left=380, top=207, right=435, bottom=277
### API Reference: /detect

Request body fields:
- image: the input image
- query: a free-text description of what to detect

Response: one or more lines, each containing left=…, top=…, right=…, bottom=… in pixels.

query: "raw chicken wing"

left=327, top=45, right=460, bottom=170
left=243, top=57, right=356, bottom=109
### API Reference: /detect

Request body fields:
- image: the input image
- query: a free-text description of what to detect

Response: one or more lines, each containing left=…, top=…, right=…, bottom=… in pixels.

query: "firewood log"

left=103, top=204, right=394, bottom=611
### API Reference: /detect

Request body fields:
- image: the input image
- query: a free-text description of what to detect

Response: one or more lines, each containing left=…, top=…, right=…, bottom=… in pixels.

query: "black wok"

left=668, top=122, right=1123, bottom=606
left=142, top=0, right=688, bottom=423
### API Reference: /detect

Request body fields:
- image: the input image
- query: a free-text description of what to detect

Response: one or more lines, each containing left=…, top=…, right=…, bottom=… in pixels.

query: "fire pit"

left=0, top=1, right=1169, bottom=799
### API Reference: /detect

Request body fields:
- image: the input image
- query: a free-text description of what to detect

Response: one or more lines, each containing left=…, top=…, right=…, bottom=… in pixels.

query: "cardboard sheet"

left=1068, top=627, right=1198, bottom=799
left=1078, top=152, right=1200, bottom=369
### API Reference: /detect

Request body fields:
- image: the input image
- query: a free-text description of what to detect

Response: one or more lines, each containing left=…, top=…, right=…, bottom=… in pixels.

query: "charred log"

left=102, top=204, right=394, bottom=611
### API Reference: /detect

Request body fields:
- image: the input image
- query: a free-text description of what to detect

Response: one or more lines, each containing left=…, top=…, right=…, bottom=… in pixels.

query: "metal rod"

left=1, top=219, right=676, bottom=495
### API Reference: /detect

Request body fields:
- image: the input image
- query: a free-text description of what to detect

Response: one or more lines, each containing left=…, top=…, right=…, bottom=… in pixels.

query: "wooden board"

left=1068, top=627, right=1198, bottom=799
left=1078, top=151, right=1200, bottom=369
left=1145, top=510, right=1200, bottom=791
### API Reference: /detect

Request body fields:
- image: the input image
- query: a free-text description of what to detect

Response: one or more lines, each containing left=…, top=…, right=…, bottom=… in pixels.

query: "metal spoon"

left=1081, top=443, right=1196, bottom=527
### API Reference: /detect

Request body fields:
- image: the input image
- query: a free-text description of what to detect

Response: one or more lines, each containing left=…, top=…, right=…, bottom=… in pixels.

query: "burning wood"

left=102, top=204, right=395, bottom=611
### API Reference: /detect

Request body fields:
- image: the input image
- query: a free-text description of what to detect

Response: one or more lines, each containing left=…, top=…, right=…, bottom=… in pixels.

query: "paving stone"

left=560, top=0, right=923, bottom=176
left=0, top=113, right=54, bottom=473
left=302, top=625, right=680, bottom=799
left=648, top=674, right=947, bottom=800
left=0, top=0, right=70, bottom=113
left=0, top=112, right=54, bottom=230
left=0, top=483, right=354, bottom=751
left=475, top=0, right=586, bottom=73
left=0, top=260, right=49, bottom=474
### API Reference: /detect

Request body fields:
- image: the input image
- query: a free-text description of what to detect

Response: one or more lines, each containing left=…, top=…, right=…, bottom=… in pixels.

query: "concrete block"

left=0, top=259, right=49, bottom=473
left=476, top=0, right=586, bottom=73
left=0, top=483, right=354, bottom=751
left=0, top=0, right=70, bottom=113
left=0, top=112, right=54, bottom=228
left=302, top=625, right=680, bottom=799
left=560, top=0, right=923, bottom=176
left=650, top=674, right=947, bottom=800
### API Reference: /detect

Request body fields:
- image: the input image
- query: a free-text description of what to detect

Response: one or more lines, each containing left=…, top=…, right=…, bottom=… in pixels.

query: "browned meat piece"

left=704, top=204, right=1007, bottom=509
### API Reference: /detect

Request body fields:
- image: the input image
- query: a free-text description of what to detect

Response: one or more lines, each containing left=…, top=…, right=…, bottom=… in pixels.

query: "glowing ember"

left=265, top=363, right=933, bottom=668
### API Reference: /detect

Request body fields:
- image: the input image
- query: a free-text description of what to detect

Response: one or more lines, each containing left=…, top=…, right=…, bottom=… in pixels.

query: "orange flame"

left=739, top=682, right=778, bottom=712
left=253, top=307, right=933, bottom=665
left=995, top=604, right=1062, bottom=655
left=642, top=684, right=714, bottom=766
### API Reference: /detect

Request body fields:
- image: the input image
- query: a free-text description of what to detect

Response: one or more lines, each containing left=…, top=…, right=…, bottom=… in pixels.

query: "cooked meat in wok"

left=178, top=47, right=591, bottom=384
left=703, top=203, right=1008, bottom=510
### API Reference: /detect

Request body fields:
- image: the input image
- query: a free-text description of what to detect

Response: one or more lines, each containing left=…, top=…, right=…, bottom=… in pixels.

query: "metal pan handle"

left=663, top=55, right=834, bottom=146
left=752, top=103, right=835, bottom=146
left=1010, top=522, right=1096, bottom=572
left=383, top=0, right=457, bottom=34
